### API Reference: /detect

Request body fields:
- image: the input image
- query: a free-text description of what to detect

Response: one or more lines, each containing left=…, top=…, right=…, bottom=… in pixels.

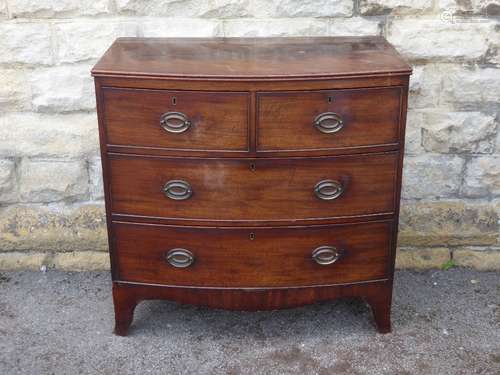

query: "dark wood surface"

left=108, top=153, right=397, bottom=222
left=92, top=37, right=411, bottom=80
left=257, top=87, right=402, bottom=152
left=113, top=220, right=392, bottom=287
left=113, top=280, right=393, bottom=335
left=103, top=88, right=249, bottom=152
left=92, top=37, right=411, bottom=335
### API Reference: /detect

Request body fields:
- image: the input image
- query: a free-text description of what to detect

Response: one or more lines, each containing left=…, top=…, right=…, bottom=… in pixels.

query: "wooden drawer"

left=103, top=88, right=249, bottom=152
left=109, top=153, right=397, bottom=222
left=113, top=220, right=392, bottom=287
left=257, top=87, right=401, bottom=152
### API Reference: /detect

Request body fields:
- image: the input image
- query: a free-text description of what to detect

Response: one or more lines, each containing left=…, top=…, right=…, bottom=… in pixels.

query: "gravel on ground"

left=0, top=269, right=499, bottom=375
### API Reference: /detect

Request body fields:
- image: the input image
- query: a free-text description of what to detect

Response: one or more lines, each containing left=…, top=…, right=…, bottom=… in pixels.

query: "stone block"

left=251, top=0, right=353, bottom=17
left=388, top=18, right=494, bottom=60
left=402, top=155, right=464, bottom=199
left=404, top=110, right=424, bottom=155
left=439, top=0, right=500, bottom=15
left=0, top=252, right=51, bottom=270
left=9, top=0, right=110, bottom=18
left=0, top=159, right=17, bottom=203
left=0, top=113, right=99, bottom=158
left=198, top=0, right=251, bottom=18
left=18, top=159, right=89, bottom=203
left=462, top=156, right=500, bottom=197
left=327, top=17, right=381, bottom=36
left=453, top=249, right=500, bottom=270
left=441, top=66, right=500, bottom=105
left=497, top=131, right=500, bottom=153
left=55, top=21, right=139, bottom=64
left=29, top=65, right=95, bottom=112
left=360, top=0, right=433, bottom=15
left=395, top=247, right=451, bottom=269
left=422, top=112, right=497, bottom=154
left=0, top=203, right=108, bottom=252
left=0, top=23, right=53, bottom=65
left=408, top=64, right=446, bottom=110
left=89, top=158, right=104, bottom=201
left=140, top=18, right=223, bottom=37
left=399, top=200, right=499, bottom=246
left=51, top=251, right=110, bottom=271
left=116, top=0, right=250, bottom=18
left=222, top=18, right=329, bottom=37
left=0, top=68, right=31, bottom=111
left=0, top=0, right=7, bottom=19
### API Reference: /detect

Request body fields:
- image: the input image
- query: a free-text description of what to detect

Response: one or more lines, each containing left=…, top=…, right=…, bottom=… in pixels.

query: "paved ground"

left=0, top=269, right=499, bottom=375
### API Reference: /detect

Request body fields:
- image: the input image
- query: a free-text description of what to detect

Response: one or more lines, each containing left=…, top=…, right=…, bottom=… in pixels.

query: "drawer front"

left=103, top=88, right=249, bottom=151
left=257, top=87, right=401, bottom=152
left=113, top=221, right=392, bottom=287
left=109, top=153, right=397, bottom=222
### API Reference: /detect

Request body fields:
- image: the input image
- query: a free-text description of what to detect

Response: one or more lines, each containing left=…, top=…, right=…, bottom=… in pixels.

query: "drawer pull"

left=163, top=180, right=193, bottom=200
left=314, top=179, right=343, bottom=200
left=160, top=111, right=192, bottom=133
left=313, top=112, right=344, bottom=134
left=165, top=248, right=195, bottom=268
left=312, top=246, right=342, bottom=266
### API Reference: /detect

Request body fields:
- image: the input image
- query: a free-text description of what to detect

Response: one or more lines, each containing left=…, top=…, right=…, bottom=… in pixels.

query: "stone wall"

left=0, top=0, right=499, bottom=271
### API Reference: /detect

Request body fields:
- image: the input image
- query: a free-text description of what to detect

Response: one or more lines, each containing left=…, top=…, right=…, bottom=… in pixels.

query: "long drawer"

left=103, top=88, right=249, bottom=152
left=108, top=152, right=398, bottom=222
left=113, top=220, right=393, bottom=287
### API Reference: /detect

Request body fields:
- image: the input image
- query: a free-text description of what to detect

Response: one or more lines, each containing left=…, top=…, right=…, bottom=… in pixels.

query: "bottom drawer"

left=113, top=221, right=393, bottom=288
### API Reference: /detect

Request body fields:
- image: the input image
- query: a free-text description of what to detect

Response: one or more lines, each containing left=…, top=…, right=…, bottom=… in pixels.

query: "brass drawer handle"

left=314, top=179, right=343, bottom=200
left=312, top=246, right=342, bottom=266
left=163, top=180, right=193, bottom=200
left=313, top=112, right=344, bottom=134
left=160, top=111, right=192, bottom=133
left=165, top=248, right=195, bottom=268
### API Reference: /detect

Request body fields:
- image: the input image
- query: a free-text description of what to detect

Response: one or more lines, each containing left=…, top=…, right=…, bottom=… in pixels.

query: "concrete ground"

left=0, top=269, right=499, bottom=375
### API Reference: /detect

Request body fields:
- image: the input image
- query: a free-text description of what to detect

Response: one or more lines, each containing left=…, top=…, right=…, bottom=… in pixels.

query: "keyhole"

left=172, top=97, right=177, bottom=105
left=250, top=163, right=256, bottom=171
left=328, top=96, right=333, bottom=103
left=249, top=232, right=255, bottom=240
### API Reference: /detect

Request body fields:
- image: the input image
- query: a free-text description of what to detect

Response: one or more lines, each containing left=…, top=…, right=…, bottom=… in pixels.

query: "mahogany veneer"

left=92, top=36, right=411, bottom=336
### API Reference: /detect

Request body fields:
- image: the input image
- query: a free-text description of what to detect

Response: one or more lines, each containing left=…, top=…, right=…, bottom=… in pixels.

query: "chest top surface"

left=91, top=36, right=411, bottom=80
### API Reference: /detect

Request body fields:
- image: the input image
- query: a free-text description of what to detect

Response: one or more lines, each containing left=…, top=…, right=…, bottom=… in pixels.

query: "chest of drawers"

left=91, top=37, right=411, bottom=336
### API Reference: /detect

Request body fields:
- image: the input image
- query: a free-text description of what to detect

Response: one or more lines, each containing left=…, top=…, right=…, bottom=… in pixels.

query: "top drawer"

left=102, top=88, right=249, bottom=152
left=257, top=87, right=402, bottom=153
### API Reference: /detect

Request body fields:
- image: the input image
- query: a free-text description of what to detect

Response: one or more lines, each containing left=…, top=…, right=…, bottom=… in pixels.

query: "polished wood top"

left=91, top=37, right=411, bottom=80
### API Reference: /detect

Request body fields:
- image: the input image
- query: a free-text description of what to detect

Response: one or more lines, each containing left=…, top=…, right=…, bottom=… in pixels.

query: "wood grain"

left=103, top=88, right=249, bottom=152
left=112, top=280, right=393, bottom=335
left=91, top=36, right=411, bottom=335
left=92, top=37, right=411, bottom=80
left=257, top=87, right=402, bottom=152
left=113, top=220, right=393, bottom=287
left=108, top=153, right=398, bottom=222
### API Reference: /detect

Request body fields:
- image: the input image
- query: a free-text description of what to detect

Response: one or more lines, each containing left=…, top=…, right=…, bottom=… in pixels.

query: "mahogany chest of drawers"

left=91, top=37, right=411, bottom=336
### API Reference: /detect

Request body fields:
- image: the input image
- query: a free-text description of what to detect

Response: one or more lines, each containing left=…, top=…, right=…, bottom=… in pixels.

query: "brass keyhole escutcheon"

left=250, top=163, right=256, bottom=172
left=249, top=232, right=255, bottom=240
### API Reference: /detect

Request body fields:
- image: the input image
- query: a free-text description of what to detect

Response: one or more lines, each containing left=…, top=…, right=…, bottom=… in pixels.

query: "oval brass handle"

left=165, top=248, right=195, bottom=268
left=160, top=111, right=191, bottom=133
left=163, top=180, right=193, bottom=200
left=313, top=112, right=344, bottom=134
left=314, top=179, right=343, bottom=200
left=312, top=246, right=342, bottom=266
